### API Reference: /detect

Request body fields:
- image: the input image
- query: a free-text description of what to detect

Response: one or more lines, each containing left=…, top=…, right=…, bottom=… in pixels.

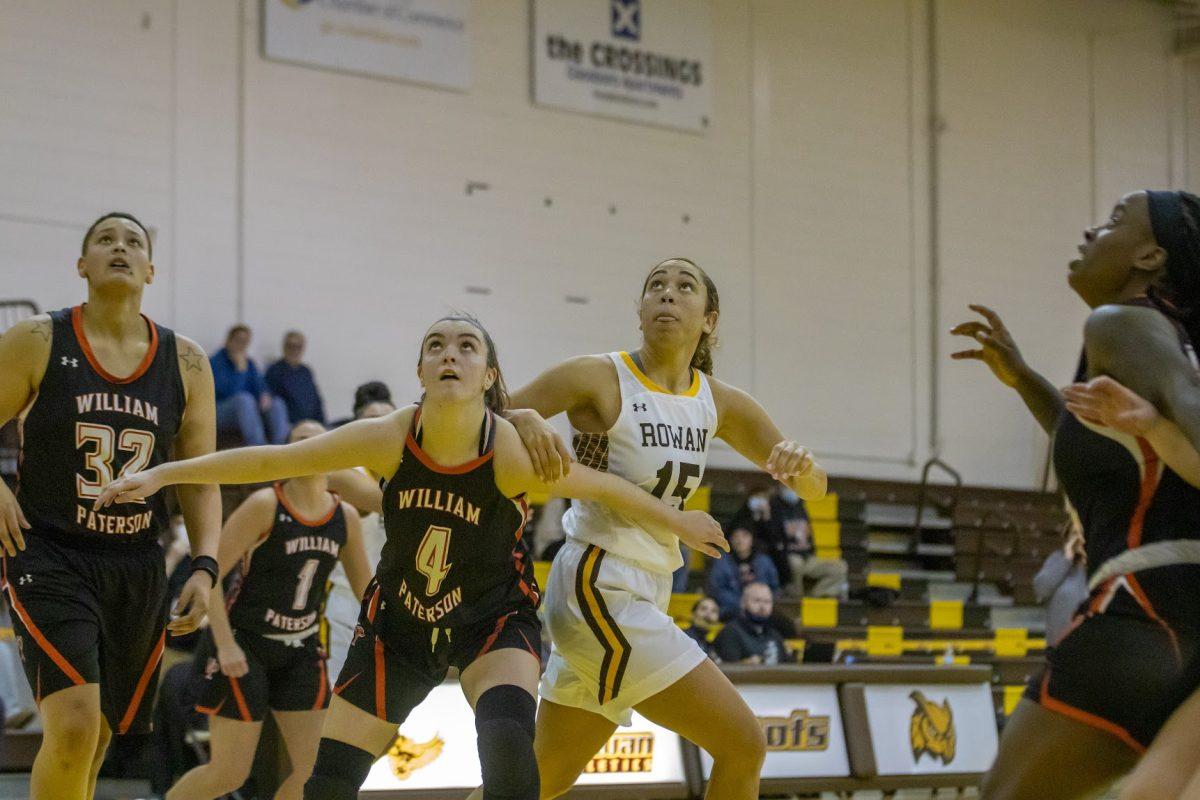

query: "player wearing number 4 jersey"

left=0, top=212, right=221, bottom=800
left=499, top=258, right=827, bottom=800
left=167, top=420, right=371, bottom=800
left=97, top=314, right=724, bottom=800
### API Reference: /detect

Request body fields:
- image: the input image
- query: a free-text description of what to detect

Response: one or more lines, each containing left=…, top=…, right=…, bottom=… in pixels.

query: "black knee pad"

left=475, top=684, right=539, bottom=800
left=303, top=738, right=375, bottom=800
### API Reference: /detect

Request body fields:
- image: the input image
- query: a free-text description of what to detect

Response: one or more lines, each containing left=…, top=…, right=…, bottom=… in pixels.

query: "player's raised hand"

left=674, top=509, right=729, bottom=559
left=766, top=441, right=815, bottom=483
left=950, top=304, right=1029, bottom=387
left=169, top=571, right=211, bottom=636
left=96, top=468, right=165, bottom=508
left=1062, top=376, right=1161, bottom=437
left=217, top=641, right=249, bottom=678
left=0, top=481, right=28, bottom=556
left=509, top=408, right=573, bottom=483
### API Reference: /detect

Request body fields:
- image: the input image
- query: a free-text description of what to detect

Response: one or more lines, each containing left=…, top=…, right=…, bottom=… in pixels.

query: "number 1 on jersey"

left=416, top=524, right=453, bottom=596
left=292, top=558, right=320, bottom=611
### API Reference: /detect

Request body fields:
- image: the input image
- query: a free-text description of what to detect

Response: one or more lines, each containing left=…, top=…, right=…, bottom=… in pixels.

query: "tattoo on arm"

left=180, top=344, right=203, bottom=372
left=31, top=320, right=51, bottom=342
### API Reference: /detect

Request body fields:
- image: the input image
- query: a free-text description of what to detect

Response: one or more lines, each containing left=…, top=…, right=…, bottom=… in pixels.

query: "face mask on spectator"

left=778, top=486, right=799, bottom=504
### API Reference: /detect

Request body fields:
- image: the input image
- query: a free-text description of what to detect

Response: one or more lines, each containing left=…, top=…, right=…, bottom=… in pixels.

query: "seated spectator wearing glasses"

left=708, top=525, right=780, bottom=621
left=712, top=583, right=793, bottom=665
left=737, top=485, right=847, bottom=598
left=265, top=330, right=325, bottom=425
left=211, top=325, right=289, bottom=446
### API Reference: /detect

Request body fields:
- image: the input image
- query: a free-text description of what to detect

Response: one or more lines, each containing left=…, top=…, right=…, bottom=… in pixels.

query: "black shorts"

left=1025, top=569, right=1200, bottom=751
left=198, top=628, right=329, bottom=722
left=333, top=579, right=541, bottom=724
left=2, top=532, right=169, bottom=735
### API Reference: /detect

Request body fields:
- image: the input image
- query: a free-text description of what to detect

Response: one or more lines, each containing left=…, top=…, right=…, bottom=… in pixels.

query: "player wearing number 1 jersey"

left=501, top=258, right=827, bottom=800
left=0, top=212, right=221, bottom=799
left=168, top=420, right=371, bottom=800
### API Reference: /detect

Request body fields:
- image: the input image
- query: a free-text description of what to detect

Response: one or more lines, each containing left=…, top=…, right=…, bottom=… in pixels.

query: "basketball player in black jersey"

left=96, top=315, right=725, bottom=800
left=167, top=420, right=371, bottom=800
left=0, top=212, right=221, bottom=798
left=951, top=190, right=1200, bottom=800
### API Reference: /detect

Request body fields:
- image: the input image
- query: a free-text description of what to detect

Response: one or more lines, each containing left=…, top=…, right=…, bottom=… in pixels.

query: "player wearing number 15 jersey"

left=0, top=212, right=221, bottom=800
left=503, top=258, right=828, bottom=800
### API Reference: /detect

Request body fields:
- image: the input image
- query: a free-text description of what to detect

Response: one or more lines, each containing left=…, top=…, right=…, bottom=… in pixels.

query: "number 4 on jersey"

left=416, top=524, right=453, bottom=596
left=650, top=460, right=702, bottom=508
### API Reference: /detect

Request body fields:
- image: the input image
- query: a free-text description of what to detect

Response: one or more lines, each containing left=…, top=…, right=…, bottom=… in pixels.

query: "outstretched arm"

left=493, top=420, right=728, bottom=557
left=96, top=407, right=413, bottom=507
left=710, top=380, right=827, bottom=501
left=950, top=304, right=1064, bottom=434
left=1063, top=376, right=1200, bottom=487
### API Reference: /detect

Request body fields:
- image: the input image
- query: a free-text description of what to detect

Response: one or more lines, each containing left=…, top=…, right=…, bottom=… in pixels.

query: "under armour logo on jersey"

left=633, top=403, right=647, bottom=412
left=17, top=574, right=32, bottom=586
left=61, top=357, right=78, bottom=367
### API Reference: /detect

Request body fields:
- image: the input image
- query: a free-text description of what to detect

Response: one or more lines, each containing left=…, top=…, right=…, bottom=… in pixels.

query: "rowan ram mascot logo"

left=387, top=733, right=446, bottom=780
left=909, top=691, right=956, bottom=765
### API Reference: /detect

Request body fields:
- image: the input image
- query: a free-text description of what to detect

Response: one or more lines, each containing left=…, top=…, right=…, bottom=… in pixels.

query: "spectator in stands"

left=708, top=525, right=780, bottom=620
left=265, top=330, right=325, bottom=424
left=683, top=596, right=720, bottom=654
left=1034, top=512, right=1087, bottom=644
left=211, top=324, right=289, bottom=445
left=737, top=486, right=848, bottom=598
left=329, top=380, right=394, bottom=428
left=712, top=583, right=793, bottom=665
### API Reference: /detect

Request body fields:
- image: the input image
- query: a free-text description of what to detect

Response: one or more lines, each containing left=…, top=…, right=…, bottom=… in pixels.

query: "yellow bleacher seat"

left=814, top=546, right=843, bottom=560
left=811, top=520, right=841, bottom=549
left=683, top=486, right=711, bottom=512
left=865, top=625, right=904, bottom=656
left=667, top=592, right=701, bottom=625
left=1003, top=685, right=1025, bottom=716
left=806, top=493, right=839, bottom=521
left=929, top=600, right=964, bottom=631
left=801, top=597, right=838, bottom=628
left=994, top=628, right=1030, bottom=657
left=867, top=572, right=902, bottom=591
left=533, top=560, right=552, bottom=592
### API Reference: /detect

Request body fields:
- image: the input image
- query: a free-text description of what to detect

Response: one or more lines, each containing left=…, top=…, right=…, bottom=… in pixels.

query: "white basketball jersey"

left=562, top=352, right=718, bottom=574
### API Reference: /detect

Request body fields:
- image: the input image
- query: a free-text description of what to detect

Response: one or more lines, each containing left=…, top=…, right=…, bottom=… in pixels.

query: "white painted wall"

left=0, top=0, right=1193, bottom=487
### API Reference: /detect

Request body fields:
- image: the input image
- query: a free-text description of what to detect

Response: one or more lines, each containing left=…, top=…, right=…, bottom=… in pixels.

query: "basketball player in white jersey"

left=503, top=258, right=827, bottom=799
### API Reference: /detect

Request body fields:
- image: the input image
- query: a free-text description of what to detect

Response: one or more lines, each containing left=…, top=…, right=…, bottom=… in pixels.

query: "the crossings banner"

left=262, top=0, right=470, bottom=91
left=532, top=0, right=713, bottom=133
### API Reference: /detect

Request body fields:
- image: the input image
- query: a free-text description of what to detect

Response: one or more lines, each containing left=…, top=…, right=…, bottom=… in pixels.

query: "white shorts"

left=539, top=539, right=707, bottom=726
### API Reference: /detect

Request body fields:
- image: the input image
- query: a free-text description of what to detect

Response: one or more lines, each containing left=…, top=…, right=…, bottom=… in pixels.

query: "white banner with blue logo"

left=533, top=0, right=712, bottom=133
left=262, top=0, right=470, bottom=91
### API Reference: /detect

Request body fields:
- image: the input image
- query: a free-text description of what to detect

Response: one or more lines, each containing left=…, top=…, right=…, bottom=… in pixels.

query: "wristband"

left=190, top=555, right=219, bottom=589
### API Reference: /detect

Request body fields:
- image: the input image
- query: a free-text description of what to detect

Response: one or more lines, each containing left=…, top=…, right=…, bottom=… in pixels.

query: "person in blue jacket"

left=707, top=525, right=780, bottom=620
left=211, top=325, right=288, bottom=445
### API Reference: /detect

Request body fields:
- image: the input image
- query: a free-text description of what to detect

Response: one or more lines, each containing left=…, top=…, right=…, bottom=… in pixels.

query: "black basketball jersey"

left=17, top=306, right=185, bottom=548
left=1054, top=296, right=1200, bottom=573
left=227, top=483, right=348, bottom=637
left=377, top=408, right=539, bottom=628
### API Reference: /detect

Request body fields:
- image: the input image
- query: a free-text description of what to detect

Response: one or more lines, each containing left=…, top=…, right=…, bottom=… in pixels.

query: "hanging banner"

left=862, top=683, right=998, bottom=775
left=262, top=0, right=470, bottom=90
left=532, top=0, right=713, bottom=133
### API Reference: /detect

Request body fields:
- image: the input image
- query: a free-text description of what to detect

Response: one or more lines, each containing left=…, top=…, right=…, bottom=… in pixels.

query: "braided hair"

left=1145, top=191, right=1200, bottom=347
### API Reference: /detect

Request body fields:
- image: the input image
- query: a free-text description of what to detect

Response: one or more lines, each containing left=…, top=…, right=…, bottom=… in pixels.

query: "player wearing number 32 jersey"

left=0, top=212, right=221, bottom=800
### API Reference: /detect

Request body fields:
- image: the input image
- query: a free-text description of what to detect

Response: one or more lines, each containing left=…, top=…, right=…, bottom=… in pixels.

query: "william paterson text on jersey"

left=395, top=488, right=481, bottom=526
left=75, top=393, right=160, bottom=425
left=398, top=578, right=463, bottom=623
left=76, top=505, right=153, bottom=535
left=639, top=424, right=709, bottom=453
left=284, top=536, right=341, bottom=557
